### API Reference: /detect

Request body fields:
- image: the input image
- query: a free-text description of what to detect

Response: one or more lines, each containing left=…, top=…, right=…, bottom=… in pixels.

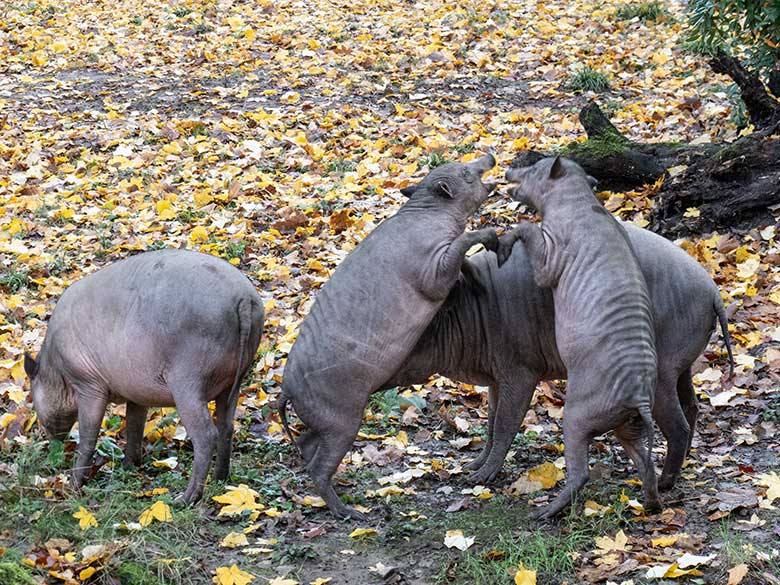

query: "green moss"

left=562, top=132, right=630, bottom=159
left=117, top=561, right=161, bottom=585
left=0, top=562, right=37, bottom=585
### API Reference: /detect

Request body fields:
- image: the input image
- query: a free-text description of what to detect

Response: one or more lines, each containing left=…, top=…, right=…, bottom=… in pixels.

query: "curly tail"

left=276, top=393, right=301, bottom=457
left=714, top=298, right=735, bottom=379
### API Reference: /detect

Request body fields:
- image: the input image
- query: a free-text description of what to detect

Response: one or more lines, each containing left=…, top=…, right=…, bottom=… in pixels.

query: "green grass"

left=223, top=240, right=248, bottom=260
left=0, top=433, right=300, bottom=584
left=326, top=158, right=356, bottom=174
left=420, top=152, right=449, bottom=168
left=615, top=1, right=668, bottom=21
left=567, top=67, right=610, bottom=93
left=429, top=481, right=638, bottom=584
left=0, top=266, right=31, bottom=293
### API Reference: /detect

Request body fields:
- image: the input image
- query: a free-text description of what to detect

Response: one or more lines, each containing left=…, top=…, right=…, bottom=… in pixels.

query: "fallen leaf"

left=72, top=507, right=98, bottom=531
left=213, top=565, right=255, bottom=585
left=220, top=532, right=249, bottom=548
left=515, top=564, right=537, bottom=585
left=348, top=528, right=377, bottom=539
left=527, top=462, right=564, bottom=488
left=594, top=530, right=629, bottom=553
left=138, top=501, right=172, bottom=527
left=728, top=563, right=749, bottom=585
left=212, top=484, right=264, bottom=516
left=444, top=530, right=475, bottom=551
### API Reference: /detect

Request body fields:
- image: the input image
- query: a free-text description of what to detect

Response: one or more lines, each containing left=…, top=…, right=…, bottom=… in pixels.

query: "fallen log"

left=509, top=103, right=780, bottom=237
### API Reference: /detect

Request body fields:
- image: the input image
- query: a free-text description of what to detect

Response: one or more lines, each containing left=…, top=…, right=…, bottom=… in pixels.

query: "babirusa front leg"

left=427, top=228, right=497, bottom=298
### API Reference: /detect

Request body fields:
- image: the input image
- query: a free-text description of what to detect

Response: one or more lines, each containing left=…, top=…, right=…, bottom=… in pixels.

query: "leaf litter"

left=1, top=0, right=779, bottom=583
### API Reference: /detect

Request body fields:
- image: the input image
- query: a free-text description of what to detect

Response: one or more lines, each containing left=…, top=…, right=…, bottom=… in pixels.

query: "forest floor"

left=1, top=0, right=779, bottom=584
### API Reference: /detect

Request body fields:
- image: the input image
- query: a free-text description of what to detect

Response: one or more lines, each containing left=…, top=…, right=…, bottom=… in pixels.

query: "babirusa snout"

left=470, top=153, right=496, bottom=173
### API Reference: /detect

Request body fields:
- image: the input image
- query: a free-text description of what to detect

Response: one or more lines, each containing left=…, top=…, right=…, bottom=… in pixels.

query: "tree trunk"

left=709, top=50, right=780, bottom=129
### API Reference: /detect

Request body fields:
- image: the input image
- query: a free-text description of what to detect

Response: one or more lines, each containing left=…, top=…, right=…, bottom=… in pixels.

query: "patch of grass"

left=223, top=240, right=248, bottom=260
left=146, top=240, right=167, bottom=251
left=615, top=1, right=667, bottom=21
left=366, top=388, right=427, bottom=429
left=0, top=562, right=37, bottom=585
left=567, top=67, right=611, bottom=93
left=0, top=266, right=31, bottom=293
left=175, top=208, right=205, bottom=223
left=326, top=158, right=356, bottom=174
left=172, top=7, right=191, bottom=18
left=420, top=152, right=449, bottom=168
left=453, top=143, right=476, bottom=154
left=438, top=497, right=590, bottom=584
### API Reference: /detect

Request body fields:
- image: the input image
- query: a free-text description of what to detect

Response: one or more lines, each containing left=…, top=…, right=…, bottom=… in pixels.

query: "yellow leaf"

left=651, top=534, right=681, bottom=548
left=136, top=487, right=170, bottom=498
left=244, top=28, right=256, bottom=42
left=193, top=190, right=214, bottom=208
left=651, top=50, right=670, bottom=64
left=268, top=579, right=298, bottom=585
left=72, top=507, right=98, bottom=530
left=213, top=565, right=255, bottom=585
left=226, top=16, right=244, bottom=29
left=79, top=566, right=97, bottom=580
left=755, top=472, right=780, bottom=502
left=139, top=500, right=172, bottom=526
left=220, top=532, right=249, bottom=548
left=349, top=527, right=378, bottom=539
left=395, top=430, right=408, bottom=446
left=11, top=359, right=26, bottom=383
left=190, top=226, right=209, bottom=244
left=6, top=218, right=24, bottom=235
left=51, top=40, right=68, bottom=53
left=728, top=563, right=749, bottom=585
left=156, top=200, right=177, bottom=221
left=594, top=529, right=629, bottom=553
left=31, top=51, right=47, bottom=66
left=527, top=462, right=564, bottom=489
left=515, top=564, right=537, bottom=585
left=310, top=579, right=332, bottom=585
left=212, top=484, right=264, bottom=516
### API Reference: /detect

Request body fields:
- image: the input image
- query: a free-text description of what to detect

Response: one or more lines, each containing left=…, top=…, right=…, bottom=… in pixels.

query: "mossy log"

left=509, top=103, right=780, bottom=236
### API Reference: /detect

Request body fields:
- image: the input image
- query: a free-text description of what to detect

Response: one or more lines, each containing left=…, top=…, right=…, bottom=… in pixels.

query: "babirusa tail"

left=638, top=404, right=655, bottom=471
left=227, top=298, right=253, bottom=410
left=714, top=298, right=735, bottom=379
left=277, top=393, right=301, bottom=457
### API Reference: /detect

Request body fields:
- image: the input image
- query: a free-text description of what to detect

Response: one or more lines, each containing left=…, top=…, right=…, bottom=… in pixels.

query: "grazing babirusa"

left=500, top=156, right=662, bottom=518
left=24, top=249, right=265, bottom=504
left=279, top=154, right=499, bottom=518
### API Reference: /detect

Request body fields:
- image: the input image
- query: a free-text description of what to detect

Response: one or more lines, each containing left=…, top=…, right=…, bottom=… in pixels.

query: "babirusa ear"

left=434, top=179, right=454, bottom=198
left=24, top=352, right=39, bottom=380
left=549, top=156, right=565, bottom=180
left=586, top=175, right=598, bottom=189
left=400, top=185, right=417, bottom=198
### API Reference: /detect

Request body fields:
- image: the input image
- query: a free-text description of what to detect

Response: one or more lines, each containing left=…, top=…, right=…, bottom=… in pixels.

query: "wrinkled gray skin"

left=24, top=250, right=265, bottom=504
left=279, top=154, right=499, bottom=519
left=498, top=156, right=661, bottom=518
left=386, top=223, right=734, bottom=496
